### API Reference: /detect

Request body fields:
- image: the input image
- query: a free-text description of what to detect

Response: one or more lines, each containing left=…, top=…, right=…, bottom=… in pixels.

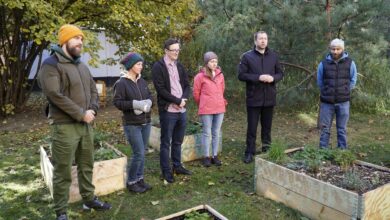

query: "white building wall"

left=29, top=32, right=121, bottom=79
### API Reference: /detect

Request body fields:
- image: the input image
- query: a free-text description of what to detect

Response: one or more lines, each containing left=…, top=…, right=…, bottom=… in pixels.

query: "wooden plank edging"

left=255, top=157, right=358, bottom=216
left=155, top=204, right=228, bottom=220
left=354, top=160, right=390, bottom=173
left=256, top=176, right=351, bottom=220
left=155, top=205, right=205, bottom=220
left=363, top=183, right=390, bottom=220
left=204, top=204, right=229, bottom=220
left=284, top=147, right=304, bottom=154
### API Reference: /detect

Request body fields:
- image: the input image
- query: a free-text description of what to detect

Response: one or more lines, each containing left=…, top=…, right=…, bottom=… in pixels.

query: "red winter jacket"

left=193, top=67, right=227, bottom=115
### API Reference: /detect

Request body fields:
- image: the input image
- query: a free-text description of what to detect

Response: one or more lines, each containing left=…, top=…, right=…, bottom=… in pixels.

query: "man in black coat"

left=238, top=31, right=284, bottom=163
left=152, top=38, right=192, bottom=183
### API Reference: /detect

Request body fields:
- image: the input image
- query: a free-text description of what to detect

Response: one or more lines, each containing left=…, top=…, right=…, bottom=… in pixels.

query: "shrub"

left=341, top=169, right=371, bottom=193
left=186, top=121, right=202, bottom=135
left=94, top=129, right=110, bottom=148
left=292, top=147, right=335, bottom=173
left=293, top=147, right=335, bottom=162
left=94, top=144, right=121, bottom=161
left=184, top=210, right=212, bottom=220
left=334, top=149, right=356, bottom=171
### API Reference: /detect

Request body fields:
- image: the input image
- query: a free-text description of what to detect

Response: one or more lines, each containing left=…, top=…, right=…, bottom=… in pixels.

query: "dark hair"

left=254, top=31, right=267, bottom=41
left=164, top=38, right=180, bottom=50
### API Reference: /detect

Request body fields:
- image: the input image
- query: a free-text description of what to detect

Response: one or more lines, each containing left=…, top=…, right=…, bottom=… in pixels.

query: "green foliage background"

left=180, top=0, right=390, bottom=113
left=0, top=0, right=200, bottom=116
left=1, top=0, right=389, bottom=115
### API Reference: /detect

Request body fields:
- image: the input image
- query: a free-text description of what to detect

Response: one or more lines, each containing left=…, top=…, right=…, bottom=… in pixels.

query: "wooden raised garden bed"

left=156, top=204, right=228, bottom=220
left=149, top=126, right=222, bottom=162
left=40, top=142, right=127, bottom=203
left=255, top=153, right=390, bottom=220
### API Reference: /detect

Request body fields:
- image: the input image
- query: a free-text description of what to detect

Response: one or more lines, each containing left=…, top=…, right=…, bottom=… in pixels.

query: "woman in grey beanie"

left=193, top=51, right=227, bottom=167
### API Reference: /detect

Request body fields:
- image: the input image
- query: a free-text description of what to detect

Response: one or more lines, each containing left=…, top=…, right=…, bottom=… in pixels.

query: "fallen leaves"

left=376, top=135, right=384, bottom=141
left=224, top=192, right=233, bottom=197
left=151, top=201, right=159, bottom=206
left=358, top=152, right=367, bottom=158
left=208, top=181, right=215, bottom=186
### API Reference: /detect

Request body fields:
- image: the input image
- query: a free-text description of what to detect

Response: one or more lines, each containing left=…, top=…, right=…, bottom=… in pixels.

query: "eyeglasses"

left=167, top=48, right=181, bottom=53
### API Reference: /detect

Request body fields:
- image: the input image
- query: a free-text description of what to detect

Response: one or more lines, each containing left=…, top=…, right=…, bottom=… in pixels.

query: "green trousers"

left=51, top=123, right=95, bottom=214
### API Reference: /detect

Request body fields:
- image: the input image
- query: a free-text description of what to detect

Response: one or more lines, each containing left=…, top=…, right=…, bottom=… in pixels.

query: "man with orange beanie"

left=38, top=24, right=111, bottom=220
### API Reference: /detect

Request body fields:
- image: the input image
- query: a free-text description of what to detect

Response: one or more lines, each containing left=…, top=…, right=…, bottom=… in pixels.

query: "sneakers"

left=56, top=213, right=68, bottom=220
left=211, top=156, right=222, bottom=166
left=203, top=157, right=211, bottom=167
left=138, top=179, right=152, bottom=191
left=173, top=166, right=192, bottom=175
left=83, top=196, right=112, bottom=211
left=127, top=182, right=147, bottom=193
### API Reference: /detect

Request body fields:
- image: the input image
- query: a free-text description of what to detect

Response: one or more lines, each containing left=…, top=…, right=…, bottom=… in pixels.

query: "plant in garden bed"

left=341, top=169, right=371, bottom=193
left=265, top=146, right=390, bottom=194
left=185, top=121, right=203, bottom=135
left=184, top=210, right=213, bottom=220
left=289, top=147, right=334, bottom=173
left=334, top=149, right=356, bottom=171
left=265, top=140, right=288, bottom=164
left=94, top=143, right=122, bottom=161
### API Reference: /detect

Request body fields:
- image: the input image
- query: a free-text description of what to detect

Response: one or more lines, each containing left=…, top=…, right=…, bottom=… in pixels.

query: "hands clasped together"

left=259, top=74, right=274, bottom=83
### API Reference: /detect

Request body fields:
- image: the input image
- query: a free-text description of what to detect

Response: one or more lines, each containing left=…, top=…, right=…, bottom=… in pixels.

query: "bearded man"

left=38, top=24, right=111, bottom=220
left=317, top=38, right=357, bottom=149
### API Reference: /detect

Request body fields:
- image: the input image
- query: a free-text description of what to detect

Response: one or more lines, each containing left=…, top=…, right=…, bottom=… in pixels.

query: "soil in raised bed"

left=267, top=148, right=390, bottom=194
left=287, top=162, right=390, bottom=194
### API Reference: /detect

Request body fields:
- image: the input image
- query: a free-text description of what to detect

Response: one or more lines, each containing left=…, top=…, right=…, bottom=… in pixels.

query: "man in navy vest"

left=317, top=38, right=357, bottom=149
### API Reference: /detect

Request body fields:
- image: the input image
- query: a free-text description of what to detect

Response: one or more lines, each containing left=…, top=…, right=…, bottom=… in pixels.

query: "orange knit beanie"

left=58, top=24, right=85, bottom=45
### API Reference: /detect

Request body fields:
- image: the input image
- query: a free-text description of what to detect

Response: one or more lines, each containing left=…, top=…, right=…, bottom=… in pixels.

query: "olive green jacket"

left=38, top=46, right=99, bottom=124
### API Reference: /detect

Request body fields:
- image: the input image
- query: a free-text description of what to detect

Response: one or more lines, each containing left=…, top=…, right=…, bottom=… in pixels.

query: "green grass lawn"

left=1, top=104, right=389, bottom=220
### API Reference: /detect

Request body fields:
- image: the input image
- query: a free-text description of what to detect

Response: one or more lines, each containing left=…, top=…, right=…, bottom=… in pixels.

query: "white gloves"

left=132, top=99, right=152, bottom=115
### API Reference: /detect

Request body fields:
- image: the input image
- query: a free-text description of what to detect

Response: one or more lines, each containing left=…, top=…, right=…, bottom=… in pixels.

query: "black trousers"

left=245, top=106, right=274, bottom=155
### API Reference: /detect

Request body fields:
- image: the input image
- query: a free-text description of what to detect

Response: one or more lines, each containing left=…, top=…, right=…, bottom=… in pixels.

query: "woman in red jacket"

left=193, top=52, right=227, bottom=167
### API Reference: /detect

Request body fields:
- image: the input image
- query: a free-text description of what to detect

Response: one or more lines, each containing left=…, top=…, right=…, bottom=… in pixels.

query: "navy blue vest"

left=320, top=57, right=352, bottom=103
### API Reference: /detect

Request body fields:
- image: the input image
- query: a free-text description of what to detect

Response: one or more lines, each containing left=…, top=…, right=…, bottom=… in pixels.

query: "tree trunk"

left=0, top=39, right=48, bottom=117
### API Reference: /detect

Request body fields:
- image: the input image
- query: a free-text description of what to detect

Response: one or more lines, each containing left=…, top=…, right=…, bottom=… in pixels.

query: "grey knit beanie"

left=204, top=51, right=218, bottom=65
left=330, top=38, right=344, bottom=49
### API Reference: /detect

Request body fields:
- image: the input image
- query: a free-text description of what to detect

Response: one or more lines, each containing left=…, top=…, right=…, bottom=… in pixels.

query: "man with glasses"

left=152, top=38, right=192, bottom=183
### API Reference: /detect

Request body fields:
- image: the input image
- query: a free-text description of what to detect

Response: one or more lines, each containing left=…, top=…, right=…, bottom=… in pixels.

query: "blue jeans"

left=319, top=101, right=350, bottom=149
left=159, top=111, right=186, bottom=173
left=123, top=123, right=151, bottom=184
left=200, top=113, right=224, bottom=157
